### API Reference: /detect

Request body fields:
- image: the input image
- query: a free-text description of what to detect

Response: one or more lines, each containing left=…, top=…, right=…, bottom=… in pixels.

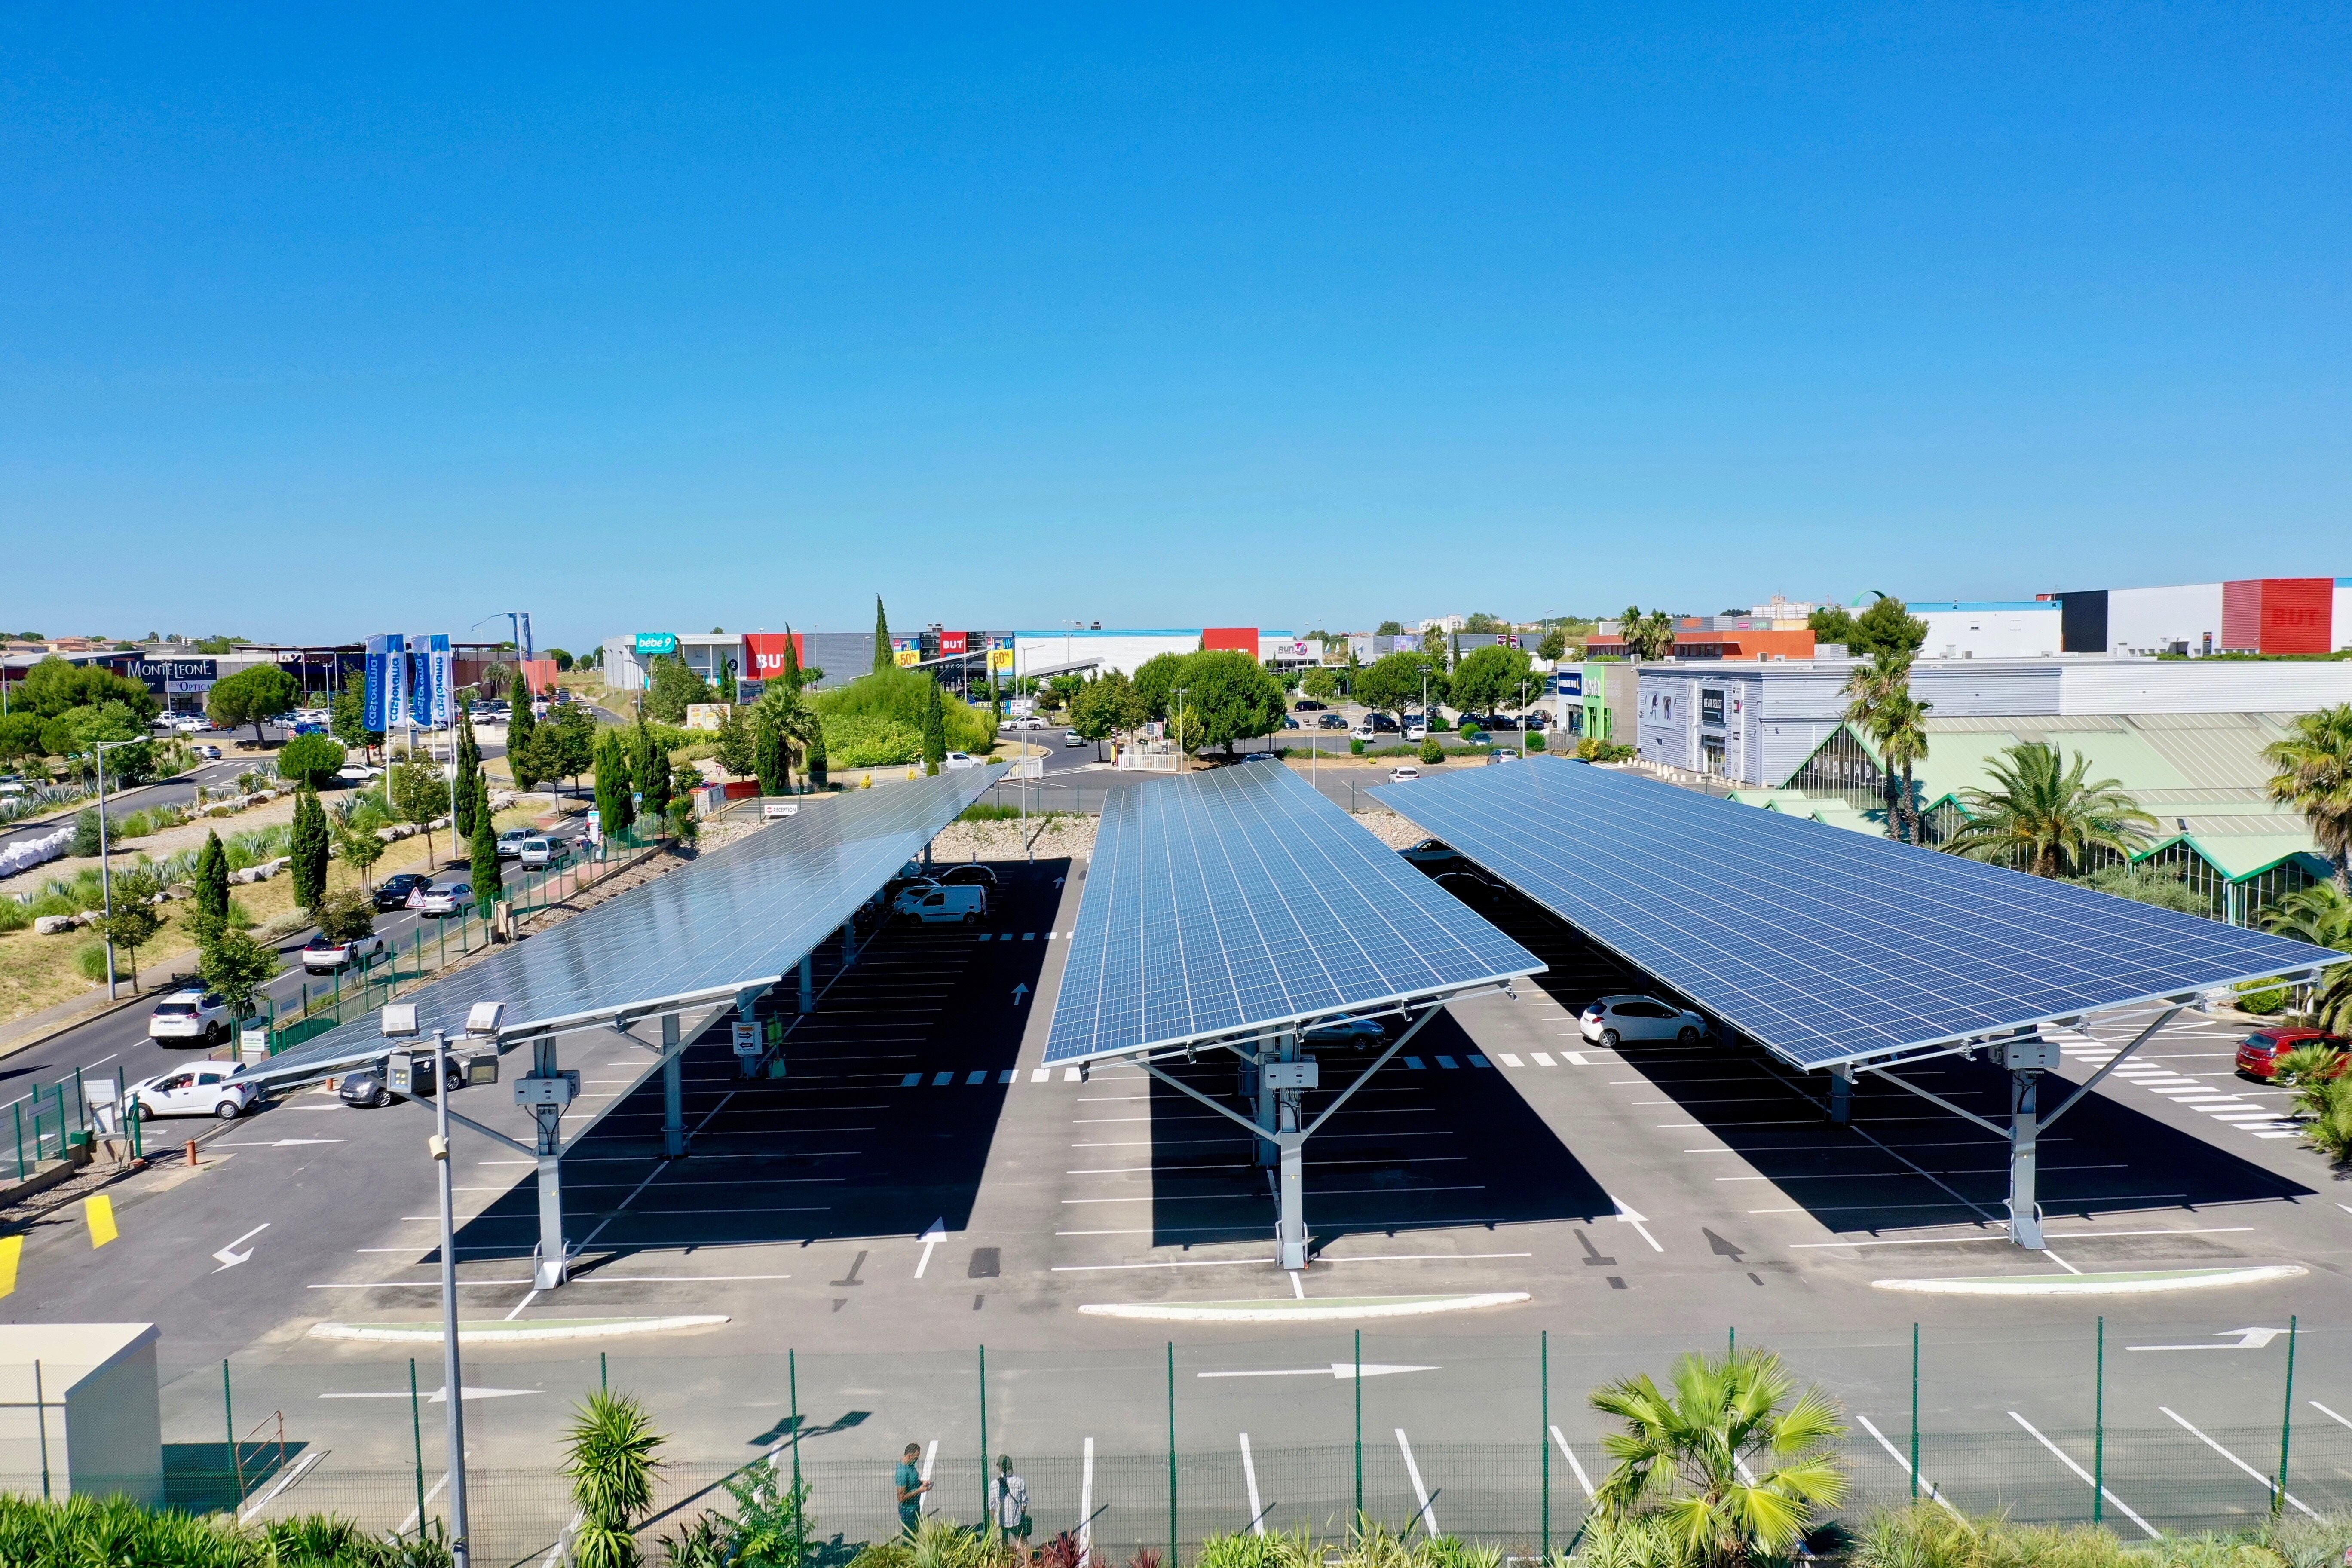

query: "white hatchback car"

left=148, top=989, right=232, bottom=1044
left=1580, top=994, right=1709, bottom=1047
left=126, top=1065, right=257, bottom=1121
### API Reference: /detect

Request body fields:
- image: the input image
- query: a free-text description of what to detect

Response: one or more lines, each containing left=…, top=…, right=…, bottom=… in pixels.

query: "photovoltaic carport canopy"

left=245, top=764, right=1008, bottom=1088
left=1044, top=758, right=1543, bottom=1064
left=1369, top=756, right=2347, bottom=1072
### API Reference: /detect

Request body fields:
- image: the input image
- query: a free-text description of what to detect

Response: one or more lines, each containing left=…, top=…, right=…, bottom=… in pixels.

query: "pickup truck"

left=303, top=930, right=387, bottom=973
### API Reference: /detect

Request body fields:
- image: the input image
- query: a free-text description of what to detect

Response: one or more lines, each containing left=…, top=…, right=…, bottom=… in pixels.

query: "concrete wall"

left=2105, top=582, right=2224, bottom=655
left=1013, top=630, right=1200, bottom=678
left=2058, top=658, right=2352, bottom=714
left=1912, top=603, right=2062, bottom=659
left=0, top=1323, right=162, bottom=1503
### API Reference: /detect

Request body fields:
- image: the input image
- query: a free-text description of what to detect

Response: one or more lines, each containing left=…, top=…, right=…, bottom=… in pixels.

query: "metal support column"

left=840, top=922, right=857, bottom=969
left=2008, top=1068, right=2043, bottom=1250
left=1828, top=1068, right=1852, bottom=1125
left=661, top=1014, right=685, bottom=1159
left=799, top=953, right=814, bottom=1014
left=1252, top=1031, right=1296, bottom=1168
left=1274, top=1124, right=1307, bottom=1271
left=529, top=1038, right=571, bottom=1289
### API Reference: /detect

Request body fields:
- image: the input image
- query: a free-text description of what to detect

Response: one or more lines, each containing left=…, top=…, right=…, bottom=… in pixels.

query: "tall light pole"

left=90, top=736, right=149, bottom=999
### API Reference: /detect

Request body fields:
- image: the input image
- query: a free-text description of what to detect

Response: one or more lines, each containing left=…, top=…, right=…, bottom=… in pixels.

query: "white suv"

left=148, top=989, right=231, bottom=1045
left=126, top=1066, right=258, bottom=1121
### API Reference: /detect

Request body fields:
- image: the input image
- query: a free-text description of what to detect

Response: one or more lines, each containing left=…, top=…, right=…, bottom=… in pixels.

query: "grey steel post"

left=1274, top=1126, right=1308, bottom=1271
left=1828, top=1068, right=1852, bottom=1125
left=95, top=742, right=116, bottom=996
left=1253, top=1032, right=1295, bottom=1168
left=799, top=953, right=814, bottom=1014
left=430, top=1033, right=474, bottom=1568
left=2008, top=1068, right=2043, bottom=1250
left=661, top=1013, right=685, bottom=1159
left=532, top=1038, right=569, bottom=1289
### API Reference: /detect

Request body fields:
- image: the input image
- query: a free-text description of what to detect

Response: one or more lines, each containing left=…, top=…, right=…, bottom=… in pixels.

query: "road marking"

left=2130, top=1327, right=2288, bottom=1352
left=1404, top=1057, right=1425, bottom=1070
left=212, top=1222, right=270, bottom=1271
left=2312, top=1401, right=2352, bottom=1430
left=1564, top=1052, right=1590, bottom=1065
left=322, top=1385, right=539, bottom=1401
left=1854, top=1414, right=1963, bottom=1519
left=967, top=1071, right=987, bottom=1085
left=901, top=1074, right=922, bottom=1087
left=1609, top=1195, right=1664, bottom=1252
left=933, top=1072, right=953, bottom=1086
left=2008, top=1412, right=2156, bottom=1537
left=1032, top=1069, right=1050, bottom=1083
left=1789, top=1227, right=2253, bottom=1249
left=85, top=1196, right=118, bottom=1249
left=1064, top=1068, right=1082, bottom=1081
left=1199, top=1363, right=1437, bottom=1381
left=2159, top=1407, right=2316, bottom=1517
left=1395, top=1429, right=1437, bottom=1537
left=1240, top=1432, right=1265, bottom=1534
left=1548, top=1425, right=1593, bottom=1499
left=1530, top=1053, right=1556, bottom=1066
left=915, top=1218, right=946, bottom=1277
left=1436, top=1056, right=1458, bottom=1069
left=0, top=1236, right=19, bottom=1298
left=1498, top=1054, right=1524, bottom=1067
left=217, top=1139, right=345, bottom=1148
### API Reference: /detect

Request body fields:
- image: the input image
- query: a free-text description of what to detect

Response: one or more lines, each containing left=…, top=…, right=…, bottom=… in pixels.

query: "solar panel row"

left=253, top=764, right=1008, bottom=1084
left=1370, top=756, right=2345, bottom=1071
left=1044, top=758, right=1542, bottom=1064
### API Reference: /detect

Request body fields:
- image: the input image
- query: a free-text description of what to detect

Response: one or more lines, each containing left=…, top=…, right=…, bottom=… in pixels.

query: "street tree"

left=1170, top=650, right=1286, bottom=757
left=335, top=819, right=387, bottom=889
left=1069, top=672, right=1150, bottom=760
left=92, top=900, right=163, bottom=992
left=921, top=680, right=946, bottom=775
left=290, top=787, right=331, bottom=912
left=594, top=729, right=635, bottom=840
left=453, top=707, right=484, bottom=839
left=330, top=688, right=382, bottom=759
left=277, top=733, right=347, bottom=789
left=192, top=830, right=231, bottom=941
left=207, top=665, right=301, bottom=745
left=873, top=595, right=894, bottom=673
left=1537, top=627, right=1570, bottom=663
left=315, top=888, right=376, bottom=942
left=390, top=759, right=450, bottom=868
left=1946, top=742, right=2157, bottom=877
left=13, top=657, right=159, bottom=722
left=754, top=707, right=788, bottom=794
left=635, top=715, right=672, bottom=827
left=199, top=929, right=279, bottom=1022
left=1449, top=645, right=1534, bottom=717
left=1375, top=620, right=1406, bottom=636
left=1850, top=595, right=1929, bottom=660
left=1354, top=651, right=1446, bottom=728
left=2262, top=703, right=2352, bottom=894
left=1130, top=652, right=1187, bottom=721
left=507, top=694, right=540, bottom=790
left=714, top=707, right=758, bottom=778
left=642, top=655, right=712, bottom=725
left=543, top=706, right=597, bottom=795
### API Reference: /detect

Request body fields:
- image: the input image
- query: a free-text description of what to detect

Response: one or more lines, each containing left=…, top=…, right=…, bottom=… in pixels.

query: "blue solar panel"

left=1044, top=758, right=1542, bottom=1063
left=252, top=766, right=1006, bottom=1084
left=1370, top=757, right=2347, bottom=1071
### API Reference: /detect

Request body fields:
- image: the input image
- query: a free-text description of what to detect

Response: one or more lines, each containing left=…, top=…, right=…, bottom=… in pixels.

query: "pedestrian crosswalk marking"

left=1499, top=1054, right=1524, bottom=1067
left=1403, top=1057, right=1426, bottom=1070
left=1531, top=1053, right=1556, bottom=1066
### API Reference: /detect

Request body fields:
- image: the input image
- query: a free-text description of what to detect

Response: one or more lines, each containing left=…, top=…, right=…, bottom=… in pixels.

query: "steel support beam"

left=1828, top=1069, right=1853, bottom=1125
left=661, top=1014, right=685, bottom=1159
left=799, top=954, right=814, bottom=1014
left=1274, top=1127, right=1307, bottom=1271
left=530, top=1038, right=570, bottom=1289
left=2009, top=1069, right=2043, bottom=1251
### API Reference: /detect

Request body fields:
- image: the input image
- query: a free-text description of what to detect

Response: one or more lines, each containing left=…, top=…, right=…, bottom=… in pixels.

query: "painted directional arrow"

left=1011, top=983, right=1031, bottom=1005
left=1198, top=1364, right=1439, bottom=1381
left=2128, top=1327, right=2287, bottom=1352
left=914, top=1219, right=947, bottom=1279
left=211, top=1223, right=269, bottom=1272
left=319, top=1386, right=541, bottom=1402
left=1608, top=1196, right=1664, bottom=1253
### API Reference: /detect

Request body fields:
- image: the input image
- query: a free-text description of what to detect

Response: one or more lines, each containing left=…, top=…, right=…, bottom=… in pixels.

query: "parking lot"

left=8, top=824, right=2352, bottom=1548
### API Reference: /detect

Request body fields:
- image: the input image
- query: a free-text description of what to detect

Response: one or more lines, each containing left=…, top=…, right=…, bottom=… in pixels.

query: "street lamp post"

left=90, top=736, right=150, bottom=999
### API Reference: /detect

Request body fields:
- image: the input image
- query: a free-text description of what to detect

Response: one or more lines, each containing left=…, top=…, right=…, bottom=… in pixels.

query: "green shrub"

left=961, top=803, right=1024, bottom=821
left=76, top=940, right=110, bottom=981
left=1526, top=730, right=1547, bottom=751
left=2239, top=978, right=2291, bottom=1015
left=817, top=667, right=992, bottom=755
left=1350, top=738, right=1366, bottom=756
left=825, top=714, right=925, bottom=769
left=72, top=807, right=104, bottom=857
left=0, top=898, right=30, bottom=932
left=2068, top=864, right=2208, bottom=916
left=1418, top=737, right=1444, bottom=764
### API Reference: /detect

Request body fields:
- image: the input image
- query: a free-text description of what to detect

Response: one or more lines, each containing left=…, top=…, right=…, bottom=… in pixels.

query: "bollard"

left=185, top=1139, right=200, bottom=1167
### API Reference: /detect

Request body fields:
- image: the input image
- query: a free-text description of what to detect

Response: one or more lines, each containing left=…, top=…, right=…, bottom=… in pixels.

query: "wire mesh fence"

left=8, top=1421, right=2349, bottom=1568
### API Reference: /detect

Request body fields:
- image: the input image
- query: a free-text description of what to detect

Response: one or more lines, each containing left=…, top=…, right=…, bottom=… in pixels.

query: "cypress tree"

left=872, top=596, right=892, bottom=672
left=635, top=714, right=672, bottom=827
left=507, top=692, right=539, bottom=791
left=805, top=720, right=828, bottom=789
left=453, top=707, right=483, bottom=839
left=290, top=789, right=330, bottom=913
left=594, top=730, right=635, bottom=841
left=194, top=830, right=230, bottom=927
left=469, top=799, right=503, bottom=914
left=755, top=709, right=787, bottom=796
left=921, top=680, right=946, bottom=775
left=781, top=627, right=803, bottom=695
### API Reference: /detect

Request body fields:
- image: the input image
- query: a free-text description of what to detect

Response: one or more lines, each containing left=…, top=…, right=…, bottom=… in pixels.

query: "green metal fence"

left=6, top=1062, right=140, bottom=1182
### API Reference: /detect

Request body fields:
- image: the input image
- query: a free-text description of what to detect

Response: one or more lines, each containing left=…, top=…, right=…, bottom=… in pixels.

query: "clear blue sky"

left=4, top=4, right=2345, bottom=652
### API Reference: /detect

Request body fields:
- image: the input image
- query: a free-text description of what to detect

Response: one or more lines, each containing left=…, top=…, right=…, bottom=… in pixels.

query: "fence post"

left=223, top=1358, right=239, bottom=1499
left=2277, top=1314, right=2298, bottom=1514
left=2093, top=1317, right=2105, bottom=1524
left=1167, top=1341, right=1179, bottom=1568
left=979, top=1344, right=989, bottom=1525
left=1909, top=1323, right=1920, bottom=1501
left=1540, top=1329, right=1551, bottom=1557
left=409, top=1357, right=427, bottom=1537
left=789, top=1347, right=804, bottom=1562
left=34, top=1360, right=49, bottom=1500
left=13, top=1101, right=22, bottom=1180
left=1354, top=1329, right=1363, bottom=1525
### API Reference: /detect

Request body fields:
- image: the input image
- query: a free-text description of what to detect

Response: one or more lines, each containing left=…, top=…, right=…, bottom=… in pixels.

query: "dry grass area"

left=0, top=803, right=548, bottom=1028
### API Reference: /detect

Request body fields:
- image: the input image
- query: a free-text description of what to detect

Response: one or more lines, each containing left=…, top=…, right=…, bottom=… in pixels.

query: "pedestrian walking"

left=896, top=1443, right=931, bottom=1537
left=993, top=1454, right=1031, bottom=1549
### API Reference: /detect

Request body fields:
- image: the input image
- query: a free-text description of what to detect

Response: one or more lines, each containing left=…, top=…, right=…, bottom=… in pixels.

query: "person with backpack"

left=993, top=1453, right=1031, bottom=1549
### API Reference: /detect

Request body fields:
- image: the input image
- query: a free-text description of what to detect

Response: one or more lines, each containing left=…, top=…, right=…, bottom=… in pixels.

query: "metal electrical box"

left=2000, top=1037, right=2058, bottom=1071
left=1262, top=1061, right=1320, bottom=1090
left=513, top=1070, right=581, bottom=1108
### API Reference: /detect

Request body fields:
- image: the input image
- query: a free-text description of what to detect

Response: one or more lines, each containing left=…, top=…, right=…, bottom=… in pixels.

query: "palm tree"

left=2263, top=704, right=2352, bottom=894
left=2260, top=884, right=2352, bottom=951
left=1880, top=691, right=1933, bottom=845
left=1943, top=741, right=2158, bottom=878
left=563, top=1388, right=665, bottom=1568
left=1589, top=1348, right=1847, bottom=1565
left=1841, top=651, right=1913, bottom=839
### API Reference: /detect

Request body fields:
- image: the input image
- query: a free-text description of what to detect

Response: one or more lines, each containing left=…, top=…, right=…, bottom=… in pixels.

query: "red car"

left=2235, top=1027, right=2351, bottom=1081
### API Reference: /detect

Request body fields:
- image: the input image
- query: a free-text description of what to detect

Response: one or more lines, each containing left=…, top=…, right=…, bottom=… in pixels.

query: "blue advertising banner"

left=634, top=632, right=678, bottom=658
left=1553, top=671, right=1583, bottom=697
left=405, top=633, right=451, bottom=728
left=366, top=634, right=404, bottom=732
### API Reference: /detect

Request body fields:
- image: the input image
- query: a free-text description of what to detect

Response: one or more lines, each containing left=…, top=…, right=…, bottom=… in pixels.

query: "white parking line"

left=1240, top=1433, right=1265, bottom=1533
left=2007, top=1412, right=2156, bottom=1538
left=1853, top=1415, right=1962, bottom=1519
left=1547, top=1425, right=1593, bottom=1499
left=1079, top=1438, right=1095, bottom=1562
left=1395, top=1429, right=1437, bottom=1537
left=2159, top=1407, right=2316, bottom=1517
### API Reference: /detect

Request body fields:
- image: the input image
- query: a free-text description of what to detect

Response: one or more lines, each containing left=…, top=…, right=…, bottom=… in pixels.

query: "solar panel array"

left=1044, top=758, right=1542, bottom=1064
left=1369, top=756, right=2347, bottom=1071
left=251, top=765, right=1007, bottom=1084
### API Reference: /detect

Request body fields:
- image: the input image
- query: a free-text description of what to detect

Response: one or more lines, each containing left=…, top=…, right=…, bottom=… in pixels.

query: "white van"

left=894, top=884, right=988, bottom=926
